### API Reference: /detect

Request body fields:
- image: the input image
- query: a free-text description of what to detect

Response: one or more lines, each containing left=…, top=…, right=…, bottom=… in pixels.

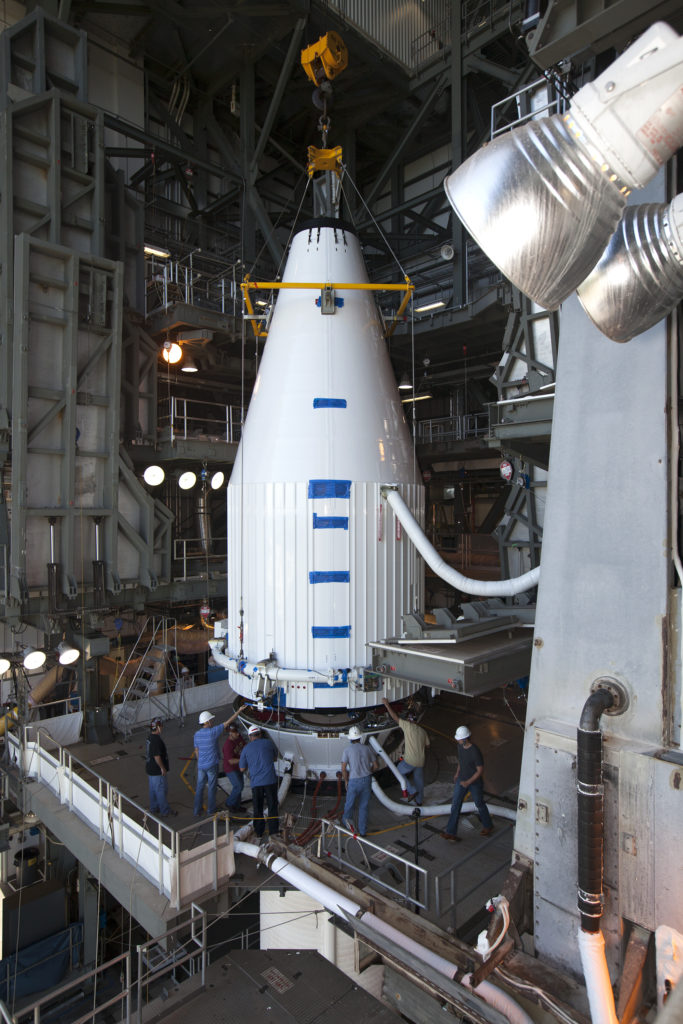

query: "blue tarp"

left=0, top=922, right=82, bottom=1003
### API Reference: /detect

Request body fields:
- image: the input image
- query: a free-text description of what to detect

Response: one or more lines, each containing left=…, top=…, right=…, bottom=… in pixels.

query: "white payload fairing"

left=212, top=216, right=424, bottom=777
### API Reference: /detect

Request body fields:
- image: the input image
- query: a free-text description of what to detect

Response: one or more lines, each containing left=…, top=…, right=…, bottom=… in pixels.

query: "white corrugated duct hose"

left=577, top=929, right=619, bottom=1024
left=369, top=737, right=517, bottom=822
left=234, top=836, right=531, bottom=1022
left=382, top=486, right=540, bottom=597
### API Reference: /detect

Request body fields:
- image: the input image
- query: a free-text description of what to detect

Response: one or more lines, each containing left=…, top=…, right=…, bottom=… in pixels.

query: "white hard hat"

left=348, top=725, right=362, bottom=739
left=455, top=725, right=471, bottom=741
left=198, top=710, right=215, bottom=724
left=248, top=724, right=261, bottom=735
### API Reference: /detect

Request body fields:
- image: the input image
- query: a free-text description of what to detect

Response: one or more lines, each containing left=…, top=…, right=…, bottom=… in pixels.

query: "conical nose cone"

left=577, top=202, right=683, bottom=342
left=444, top=115, right=626, bottom=310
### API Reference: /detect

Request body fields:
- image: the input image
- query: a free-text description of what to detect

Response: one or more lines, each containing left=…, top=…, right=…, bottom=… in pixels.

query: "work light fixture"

left=414, top=300, right=445, bottom=313
left=398, top=373, right=413, bottom=390
left=577, top=194, right=683, bottom=342
left=162, top=341, right=182, bottom=364
left=210, top=471, right=225, bottom=490
left=443, top=22, right=683, bottom=311
left=144, top=244, right=171, bottom=259
left=57, top=641, right=80, bottom=666
left=143, top=465, right=165, bottom=486
left=23, top=647, right=46, bottom=671
left=178, top=471, right=197, bottom=490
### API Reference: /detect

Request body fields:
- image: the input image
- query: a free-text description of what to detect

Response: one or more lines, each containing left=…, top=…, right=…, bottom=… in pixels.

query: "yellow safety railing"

left=241, top=275, right=413, bottom=340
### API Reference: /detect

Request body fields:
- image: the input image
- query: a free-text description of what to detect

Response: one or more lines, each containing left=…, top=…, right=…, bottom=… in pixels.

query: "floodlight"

left=143, top=465, right=165, bottom=486
left=178, top=471, right=197, bottom=490
left=162, top=341, right=182, bottom=364
left=210, top=471, right=225, bottom=489
left=398, top=373, right=412, bottom=390
left=23, top=647, right=46, bottom=671
left=57, top=641, right=79, bottom=666
left=444, top=22, right=683, bottom=310
left=181, top=355, right=198, bottom=373
left=577, top=194, right=683, bottom=342
left=0, top=657, right=10, bottom=675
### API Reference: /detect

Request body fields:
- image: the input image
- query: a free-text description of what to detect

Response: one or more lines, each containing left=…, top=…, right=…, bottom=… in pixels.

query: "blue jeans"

left=397, top=759, right=425, bottom=804
left=225, top=769, right=244, bottom=809
left=343, top=776, right=372, bottom=836
left=149, top=773, right=170, bottom=815
left=446, top=777, right=492, bottom=835
left=194, top=764, right=218, bottom=815
left=252, top=783, right=279, bottom=837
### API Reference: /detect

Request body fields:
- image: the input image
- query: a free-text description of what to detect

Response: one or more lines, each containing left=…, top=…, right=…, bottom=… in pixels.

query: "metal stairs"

left=110, top=617, right=184, bottom=738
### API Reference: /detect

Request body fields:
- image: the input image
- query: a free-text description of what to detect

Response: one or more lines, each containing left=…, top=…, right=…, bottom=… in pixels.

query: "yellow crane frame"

left=241, top=275, right=413, bottom=341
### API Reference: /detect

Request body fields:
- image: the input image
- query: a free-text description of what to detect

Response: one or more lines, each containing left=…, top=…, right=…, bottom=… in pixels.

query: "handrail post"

left=137, top=944, right=143, bottom=1024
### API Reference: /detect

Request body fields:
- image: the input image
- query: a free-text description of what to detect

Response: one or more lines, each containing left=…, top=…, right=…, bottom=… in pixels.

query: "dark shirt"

left=223, top=733, right=245, bottom=773
left=146, top=733, right=169, bottom=776
left=239, top=737, right=278, bottom=786
left=457, top=742, right=483, bottom=782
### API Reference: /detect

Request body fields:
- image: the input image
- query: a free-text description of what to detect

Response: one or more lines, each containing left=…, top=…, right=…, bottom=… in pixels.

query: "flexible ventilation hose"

left=383, top=486, right=540, bottom=596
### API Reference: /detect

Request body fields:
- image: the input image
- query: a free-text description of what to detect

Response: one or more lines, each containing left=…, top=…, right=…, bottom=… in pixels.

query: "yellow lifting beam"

left=241, top=275, right=413, bottom=340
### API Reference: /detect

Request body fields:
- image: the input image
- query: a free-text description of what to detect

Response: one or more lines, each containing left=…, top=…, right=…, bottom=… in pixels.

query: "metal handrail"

left=136, top=904, right=206, bottom=1021
left=158, top=396, right=242, bottom=444
left=432, top=821, right=513, bottom=929
left=8, top=729, right=234, bottom=910
left=317, top=820, right=428, bottom=912
left=415, top=412, right=489, bottom=444
left=1, top=950, right=132, bottom=1024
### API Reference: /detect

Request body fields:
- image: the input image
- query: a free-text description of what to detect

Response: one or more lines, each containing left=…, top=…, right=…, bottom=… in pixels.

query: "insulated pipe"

left=368, top=735, right=408, bottom=794
left=577, top=688, right=614, bottom=931
left=371, top=777, right=517, bottom=821
left=461, top=973, right=535, bottom=1024
left=234, top=839, right=458, bottom=977
left=382, top=487, right=540, bottom=596
left=577, top=930, right=618, bottom=1024
left=235, top=838, right=531, bottom=1022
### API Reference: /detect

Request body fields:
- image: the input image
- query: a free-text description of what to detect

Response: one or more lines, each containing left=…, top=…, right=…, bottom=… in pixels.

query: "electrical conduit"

left=382, top=486, right=540, bottom=597
left=577, top=688, right=618, bottom=1024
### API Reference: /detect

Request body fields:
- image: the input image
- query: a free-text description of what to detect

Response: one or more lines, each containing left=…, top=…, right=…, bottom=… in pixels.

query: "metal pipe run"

left=234, top=838, right=530, bottom=1022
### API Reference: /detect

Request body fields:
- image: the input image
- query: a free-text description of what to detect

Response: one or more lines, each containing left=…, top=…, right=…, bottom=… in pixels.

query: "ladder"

left=110, top=617, right=183, bottom=738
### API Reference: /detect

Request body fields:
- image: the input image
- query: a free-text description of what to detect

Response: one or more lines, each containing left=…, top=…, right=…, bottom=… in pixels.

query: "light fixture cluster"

left=143, top=466, right=226, bottom=490
left=0, top=640, right=80, bottom=675
left=443, top=22, right=683, bottom=342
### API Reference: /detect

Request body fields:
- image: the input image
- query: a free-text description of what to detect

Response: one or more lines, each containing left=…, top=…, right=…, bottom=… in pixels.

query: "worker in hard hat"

left=193, top=705, right=242, bottom=816
left=340, top=725, right=379, bottom=838
left=382, top=696, right=430, bottom=806
left=440, top=725, right=494, bottom=842
left=239, top=724, right=280, bottom=839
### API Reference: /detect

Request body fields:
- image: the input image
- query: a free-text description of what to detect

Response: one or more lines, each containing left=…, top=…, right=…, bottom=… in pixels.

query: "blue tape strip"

left=308, top=480, right=351, bottom=499
left=309, top=571, right=350, bottom=584
left=311, top=625, right=351, bottom=639
left=313, top=681, right=348, bottom=689
left=313, top=398, right=347, bottom=409
left=313, top=514, right=348, bottom=530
